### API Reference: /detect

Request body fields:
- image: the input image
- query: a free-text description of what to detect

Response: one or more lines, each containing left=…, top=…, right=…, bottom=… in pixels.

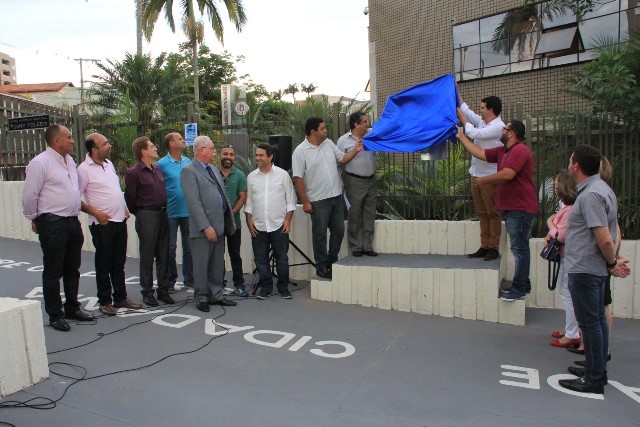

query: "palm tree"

left=284, top=83, right=299, bottom=103
left=300, top=83, right=317, bottom=99
left=136, top=0, right=144, bottom=55
left=270, top=89, right=284, bottom=101
left=89, top=53, right=188, bottom=135
left=141, top=0, right=247, bottom=106
left=491, top=1, right=575, bottom=63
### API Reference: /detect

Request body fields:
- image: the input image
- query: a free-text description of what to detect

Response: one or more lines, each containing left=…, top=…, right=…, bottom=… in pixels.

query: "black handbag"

left=540, top=233, right=561, bottom=262
left=540, top=233, right=561, bottom=290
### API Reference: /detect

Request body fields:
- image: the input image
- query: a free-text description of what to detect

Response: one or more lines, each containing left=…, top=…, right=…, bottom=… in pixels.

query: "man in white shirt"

left=245, top=143, right=297, bottom=299
left=292, top=117, right=363, bottom=279
left=457, top=95, right=505, bottom=261
left=78, top=133, right=142, bottom=316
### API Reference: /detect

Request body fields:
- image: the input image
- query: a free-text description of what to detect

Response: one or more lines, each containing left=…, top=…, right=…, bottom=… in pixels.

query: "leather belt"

left=139, top=206, right=167, bottom=212
left=36, top=213, right=78, bottom=223
left=346, top=171, right=375, bottom=180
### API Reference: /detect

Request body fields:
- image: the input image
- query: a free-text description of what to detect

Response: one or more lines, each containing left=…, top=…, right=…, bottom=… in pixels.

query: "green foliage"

left=175, top=43, right=242, bottom=120
left=86, top=94, right=140, bottom=177
left=284, top=83, right=299, bottom=103
left=566, top=28, right=640, bottom=122
left=300, top=83, right=317, bottom=98
left=376, top=142, right=472, bottom=220
left=88, top=53, right=189, bottom=134
left=142, top=0, right=247, bottom=46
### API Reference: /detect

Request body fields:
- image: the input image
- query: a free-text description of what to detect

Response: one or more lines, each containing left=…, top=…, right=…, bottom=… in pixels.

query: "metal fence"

left=0, top=93, right=78, bottom=180
left=2, top=97, right=638, bottom=238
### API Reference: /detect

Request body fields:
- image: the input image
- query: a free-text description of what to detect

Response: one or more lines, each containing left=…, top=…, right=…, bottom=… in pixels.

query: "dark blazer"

left=180, top=158, right=235, bottom=238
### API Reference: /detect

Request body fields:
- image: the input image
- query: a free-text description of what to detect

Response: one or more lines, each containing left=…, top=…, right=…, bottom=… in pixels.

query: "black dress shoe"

left=65, top=309, right=95, bottom=321
left=467, top=248, right=488, bottom=258
left=558, top=377, right=604, bottom=394
left=196, top=302, right=210, bottom=312
left=567, top=346, right=585, bottom=355
left=575, top=352, right=611, bottom=366
left=50, top=318, right=71, bottom=332
left=352, top=251, right=362, bottom=257
left=156, top=292, right=175, bottom=304
left=143, top=295, right=159, bottom=307
left=483, top=248, right=500, bottom=260
left=209, top=298, right=237, bottom=306
left=568, top=366, right=608, bottom=384
left=363, top=250, right=378, bottom=257
left=316, top=268, right=332, bottom=279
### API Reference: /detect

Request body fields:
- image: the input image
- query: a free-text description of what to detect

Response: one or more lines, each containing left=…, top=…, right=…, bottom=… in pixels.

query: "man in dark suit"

left=180, top=135, right=237, bottom=312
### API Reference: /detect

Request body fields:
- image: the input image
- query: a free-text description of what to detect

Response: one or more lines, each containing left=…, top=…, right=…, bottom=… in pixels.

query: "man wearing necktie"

left=180, top=135, right=237, bottom=312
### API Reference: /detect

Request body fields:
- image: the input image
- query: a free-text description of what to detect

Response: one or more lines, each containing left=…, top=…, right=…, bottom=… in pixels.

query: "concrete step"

left=310, top=254, right=525, bottom=325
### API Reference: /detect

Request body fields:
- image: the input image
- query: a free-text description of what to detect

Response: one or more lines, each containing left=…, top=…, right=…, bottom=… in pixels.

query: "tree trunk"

left=192, top=40, right=200, bottom=105
left=136, top=0, right=143, bottom=55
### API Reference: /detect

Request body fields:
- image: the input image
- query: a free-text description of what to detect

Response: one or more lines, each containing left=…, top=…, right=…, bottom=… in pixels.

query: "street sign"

left=185, top=123, right=197, bottom=146
left=235, top=102, right=249, bottom=116
left=8, top=115, right=50, bottom=131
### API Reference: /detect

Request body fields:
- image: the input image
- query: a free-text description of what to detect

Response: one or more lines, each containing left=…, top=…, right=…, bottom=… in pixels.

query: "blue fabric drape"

left=363, top=74, right=459, bottom=153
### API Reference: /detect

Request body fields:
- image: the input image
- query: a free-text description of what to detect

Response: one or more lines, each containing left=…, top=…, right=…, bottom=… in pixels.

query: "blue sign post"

left=185, top=123, right=198, bottom=146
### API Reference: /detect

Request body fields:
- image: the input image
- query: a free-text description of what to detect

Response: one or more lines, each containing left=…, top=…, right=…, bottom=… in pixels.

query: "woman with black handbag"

left=545, top=170, right=580, bottom=348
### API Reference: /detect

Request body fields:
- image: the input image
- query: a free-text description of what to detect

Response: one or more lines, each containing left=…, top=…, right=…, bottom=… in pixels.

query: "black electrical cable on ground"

left=46, top=296, right=193, bottom=355
left=0, top=298, right=230, bottom=412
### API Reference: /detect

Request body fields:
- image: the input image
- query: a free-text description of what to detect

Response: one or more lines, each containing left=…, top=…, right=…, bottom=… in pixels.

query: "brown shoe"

left=99, top=304, right=118, bottom=316
left=113, top=298, right=143, bottom=310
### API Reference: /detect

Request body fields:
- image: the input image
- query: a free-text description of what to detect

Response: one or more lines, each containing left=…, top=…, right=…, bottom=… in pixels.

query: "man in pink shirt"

left=22, top=124, right=94, bottom=332
left=78, top=133, right=143, bottom=316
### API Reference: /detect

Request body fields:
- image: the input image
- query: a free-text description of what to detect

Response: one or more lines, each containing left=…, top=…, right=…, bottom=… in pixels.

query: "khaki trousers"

left=470, top=177, right=501, bottom=249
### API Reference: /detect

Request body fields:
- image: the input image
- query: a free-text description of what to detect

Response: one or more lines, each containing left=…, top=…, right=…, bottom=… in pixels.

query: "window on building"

left=535, top=27, right=581, bottom=55
left=452, top=0, right=628, bottom=81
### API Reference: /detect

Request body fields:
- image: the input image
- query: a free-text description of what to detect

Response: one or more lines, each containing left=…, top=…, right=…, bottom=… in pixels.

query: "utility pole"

left=74, top=58, right=100, bottom=115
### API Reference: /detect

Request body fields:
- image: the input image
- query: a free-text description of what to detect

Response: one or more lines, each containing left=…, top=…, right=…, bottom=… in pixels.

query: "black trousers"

left=135, top=209, right=171, bottom=296
left=90, top=220, right=128, bottom=305
left=36, top=216, right=83, bottom=322
left=225, top=228, right=244, bottom=286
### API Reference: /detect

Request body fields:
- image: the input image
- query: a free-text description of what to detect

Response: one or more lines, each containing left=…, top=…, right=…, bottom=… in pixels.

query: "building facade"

left=0, top=82, right=81, bottom=110
left=367, top=0, right=640, bottom=118
left=0, top=52, right=17, bottom=85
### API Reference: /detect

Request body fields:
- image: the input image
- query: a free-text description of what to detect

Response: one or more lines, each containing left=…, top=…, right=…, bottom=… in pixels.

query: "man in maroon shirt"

left=124, top=136, right=175, bottom=307
left=457, top=120, right=538, bottom=301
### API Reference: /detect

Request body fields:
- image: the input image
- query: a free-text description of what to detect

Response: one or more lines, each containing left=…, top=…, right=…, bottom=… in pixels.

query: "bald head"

left=164, top=132, right=186, bottom=153
left=85, top=133, right=111, bottom=163
left=45, top=125, right=74, bottom=156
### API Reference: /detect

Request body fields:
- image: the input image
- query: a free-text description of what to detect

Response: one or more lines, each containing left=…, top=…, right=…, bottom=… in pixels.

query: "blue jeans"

left=310, top=195, right=345, bottom=272
left=502, top=210, right=535, bottom=294
left=168, top=217, right=193, bottom=284
left=252, top=226, right=290, bottom=292
left=568, top=273, right=608, bottom=382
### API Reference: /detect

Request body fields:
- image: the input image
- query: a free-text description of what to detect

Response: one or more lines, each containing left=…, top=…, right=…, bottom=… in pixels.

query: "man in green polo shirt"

left=219, top=145, right=248, bottom=296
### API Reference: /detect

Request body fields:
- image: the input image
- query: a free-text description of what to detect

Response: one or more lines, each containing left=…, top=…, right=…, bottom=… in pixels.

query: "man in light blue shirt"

left=157, top=132, right=193, bottom=291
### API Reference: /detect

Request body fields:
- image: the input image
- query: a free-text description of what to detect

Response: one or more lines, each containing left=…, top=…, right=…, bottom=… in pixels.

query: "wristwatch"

left=606, top=258, right=617, bottom=268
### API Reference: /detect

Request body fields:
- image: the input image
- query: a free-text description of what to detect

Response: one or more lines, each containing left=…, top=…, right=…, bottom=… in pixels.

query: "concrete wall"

left=0, top=298, right=48, bottom=397
left=1, top=181, right=638, bottom=319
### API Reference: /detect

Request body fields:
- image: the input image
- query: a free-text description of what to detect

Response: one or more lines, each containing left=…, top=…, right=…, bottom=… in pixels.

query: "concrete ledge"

left=1, top=181, right=638, bottom=319
left=310, top=255, right=524, bottom=325
left=0, top=297, right=49, bottom=397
